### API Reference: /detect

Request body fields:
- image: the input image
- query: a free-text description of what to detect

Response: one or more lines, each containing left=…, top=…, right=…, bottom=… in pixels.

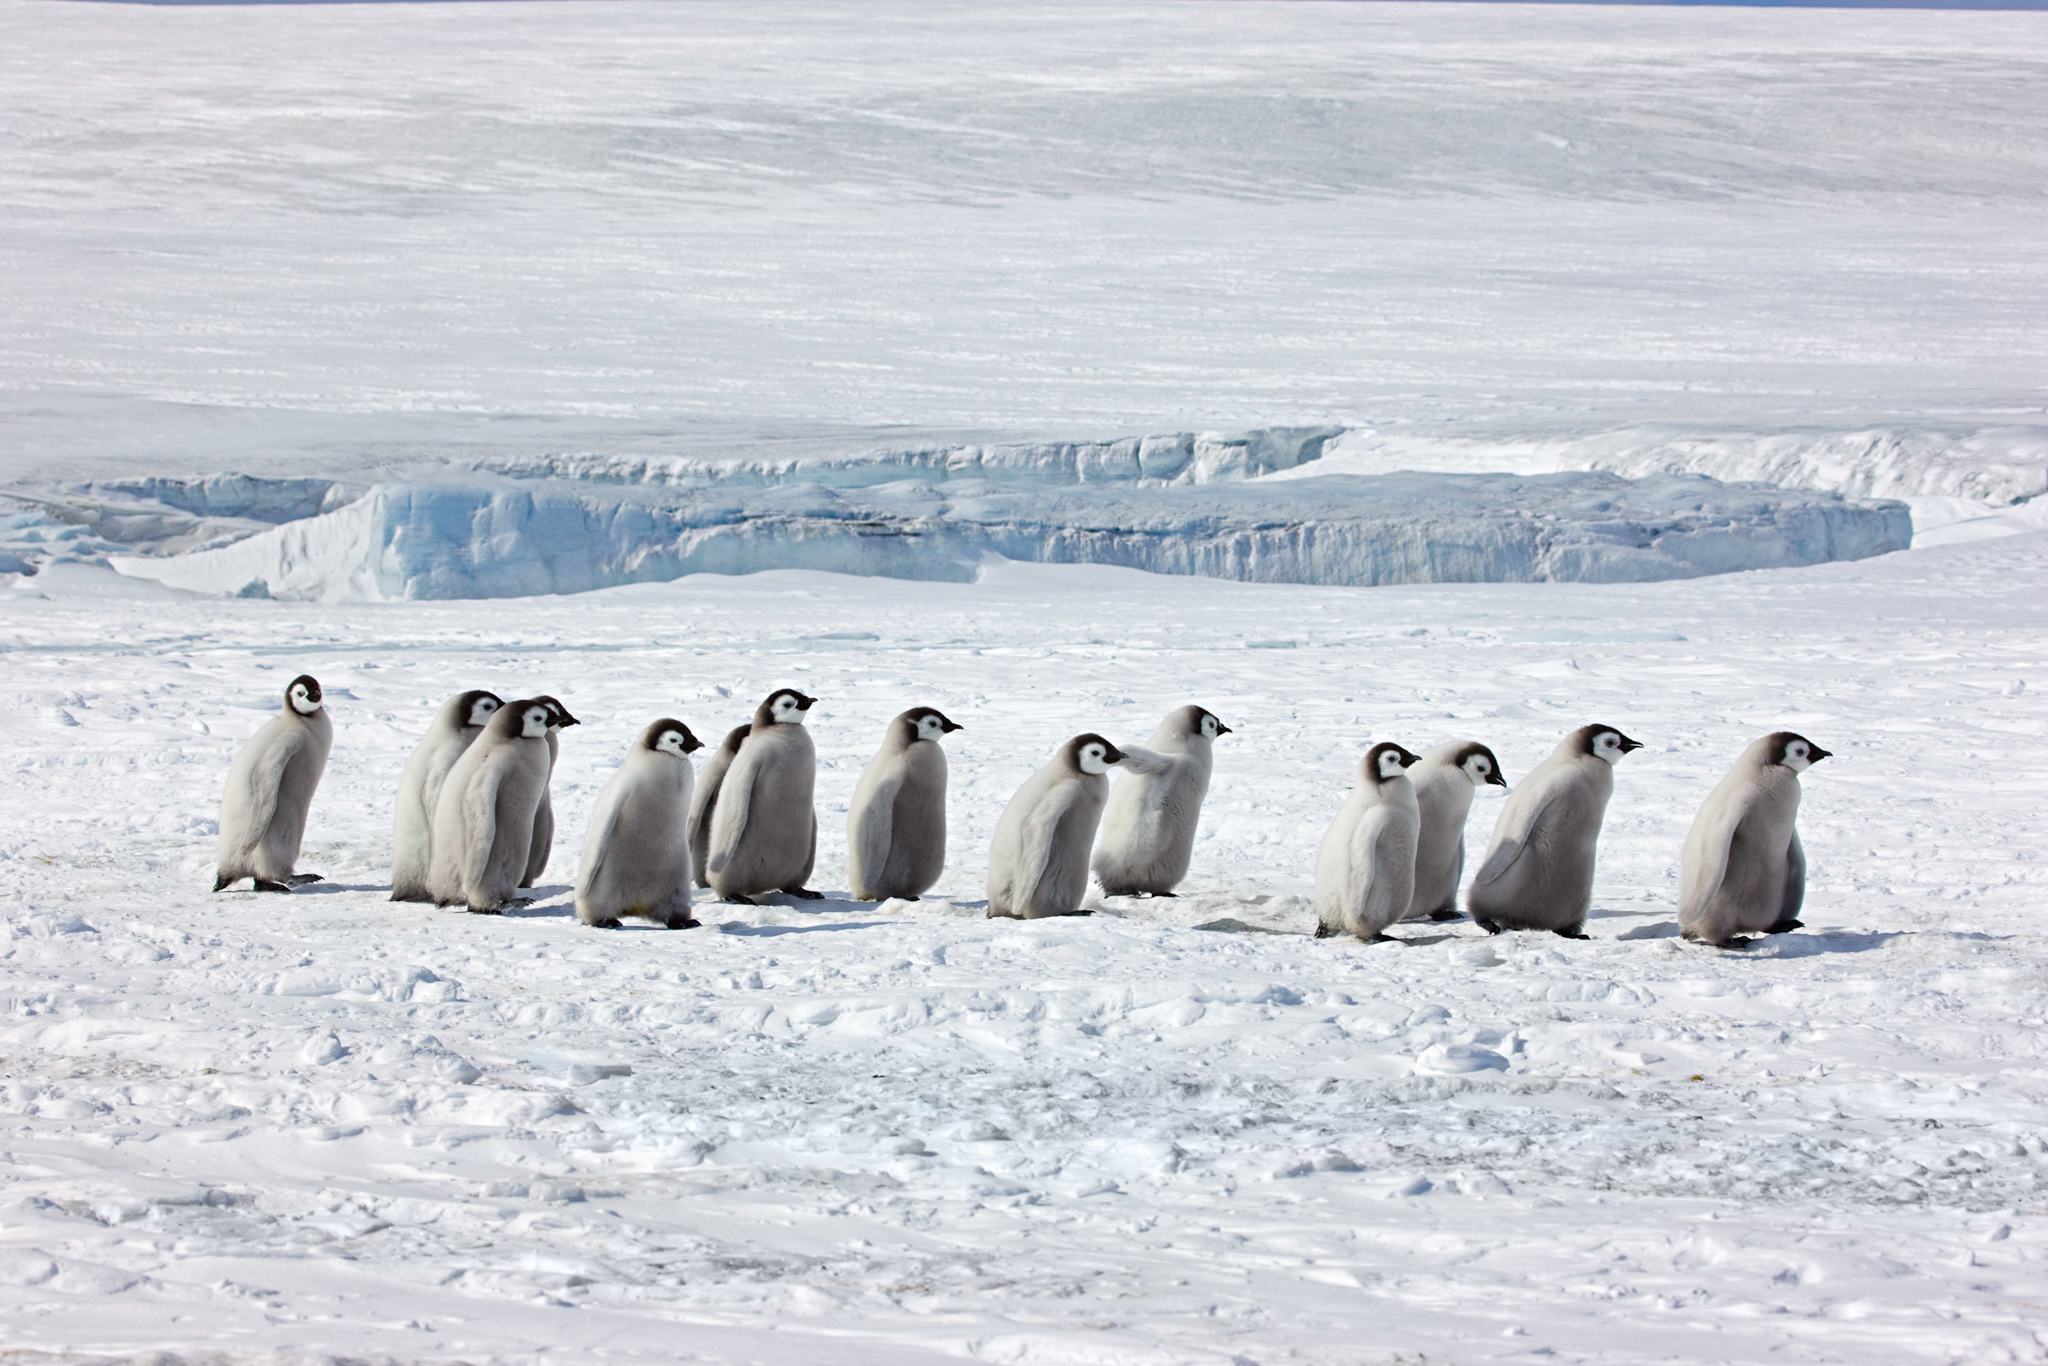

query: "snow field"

left=2, top=534, right=2045, bottom=1364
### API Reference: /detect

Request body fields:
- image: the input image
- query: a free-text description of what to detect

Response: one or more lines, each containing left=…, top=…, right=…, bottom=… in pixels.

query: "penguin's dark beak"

left=940, top=717, right=964, bottom=733
left=682, top=731, right=704, bottom=753
left=1214, top=722, right=1234, bottom=736
left=1487, top=770, right=1509, bottom=787
left=1102, top=743, right=1127, bottom=765
left=800, top=694, right=819, bottom=709
left=1399, top=750, right=1421, bottom=767
left=1808, top=745, right=1832, bottom=763
left=559, top=711, right=581, bottom=727
left=1617, top=735, right=1644, bottom=753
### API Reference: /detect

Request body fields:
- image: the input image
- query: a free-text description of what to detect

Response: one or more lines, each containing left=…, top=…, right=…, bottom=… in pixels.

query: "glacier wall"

left=109, top=470, right=1910, bottom=603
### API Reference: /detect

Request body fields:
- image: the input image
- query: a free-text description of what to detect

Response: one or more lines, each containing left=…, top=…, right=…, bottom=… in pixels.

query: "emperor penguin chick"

left=1092, top=704, right=1231, bottom=897
left=520, top=695, right=580, bottom=888
left=391, top=689, right=502, bottom=902
left=576, top=719, right=705, bottom=929
left=1314, top=742, right=1422, bottom=942
left=1466, top=724, right=1642, bottom=938
left=214, top=674, right=333, bottom=892
left=848, top=706, right=963, bottom=901
left=1679, top=732, right=1831, bottom=948
left=1403, top=740, right=1507, bottom=922
left=427, top=699, right=555, bottom=914
left=688, top=724, right=750, bottom=889
left=987, top=734, right=1127, bottom=919
left=705, top=689, right=820, bottom=903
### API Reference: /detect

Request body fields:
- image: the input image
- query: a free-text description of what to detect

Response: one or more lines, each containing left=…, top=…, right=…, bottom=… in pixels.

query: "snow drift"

left=110, top=469, right=1909, bottom=602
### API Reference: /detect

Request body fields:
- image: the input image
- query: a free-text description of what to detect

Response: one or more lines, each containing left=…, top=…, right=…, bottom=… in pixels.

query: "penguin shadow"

left=499, top=887, right=576, bottom=919
left=1745, top=929, right=1906, bottom=958
left=1379, top=929, right=1463, bottom=947
left=709, top=889, right=893, bottom=935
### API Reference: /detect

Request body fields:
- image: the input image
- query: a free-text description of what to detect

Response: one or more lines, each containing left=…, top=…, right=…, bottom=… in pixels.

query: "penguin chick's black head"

left=719, top=723, right=751, bottom=755
left=458, top=689, right=504, bottom=728
left=1574, top=724, right=1643, bottom=760
left=900, top=706, right=964, bottom=742
left=491, top=699, right=554, bottom=740
left=757, top=689, right=818, bottom=726
left=646, top=718, right=704, bottom=756
left=286, top=675, right=323, bottom=715
left=1068, top=733, right=1126, bottom=774
left=1366, top=741, right=1421, bottom=781
left=1766, top=731, right=1831, bottom=770
left=1177, top=704, right=1232, bottom=739
left=1452, top=740, right=1509, bottom=787
left=533, top=695, right=579, bottom=728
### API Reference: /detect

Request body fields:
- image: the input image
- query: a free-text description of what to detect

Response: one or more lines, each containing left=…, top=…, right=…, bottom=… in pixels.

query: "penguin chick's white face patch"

left=1462, top=753, right=1493, bottom=784
left=1777, top=734, right=1831, bottom=772
left=287, top=679, right=323, bottom=716
left=653, top=728, right=695, bottom=758
left=1592, top=730, right=1643, bottom=765
left=917, top=714, right=949, bottom=741
left=1376, top=748, right=1409, bottom=779
left=1078, top=742, right=1115, bottom=775
left=770, top=692, right=811, bottom=724
left=519, top=705, right=552, bottom=739
left=468, top=696, right=502, bottom=727
left=1200, top=712, right=1229, bottom=740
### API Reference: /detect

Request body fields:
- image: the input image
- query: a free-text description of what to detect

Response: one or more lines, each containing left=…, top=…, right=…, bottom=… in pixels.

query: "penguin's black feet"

left=285, top=873, right=324, bottom=886
left=1153, top=890, right=1178, bottom=898
left=1055, top=908, right=1094, bottom=917
left=725, top=894, right=758, bottom=906
left=1313, top=922, right=1337, bottom=939
left=212, top=873, right=232, bottom=892
left=586, top=917, right=622, bottom=930
left=784, top=887, right=825, bottom=900
left=467, top=905, right=504, bottom=916
left=1765, top=919, right=1804, bottom=935
left=252, top=879, right=293, bottom=893
left=1552, top=926, right=1591, bottom=940
left=900, top=895, right=920, bottom=902
left=1474, top=918, right=1503, bottom=936
left=1366, top=932, right=1401, bottom=944
left=1427, top=908, right=1465, bottom=922
left=505, top=897, right=535, bottom=909
left=1719, top=936, right=1757, bottom=950
left=664, top=916, right=702, bottom=930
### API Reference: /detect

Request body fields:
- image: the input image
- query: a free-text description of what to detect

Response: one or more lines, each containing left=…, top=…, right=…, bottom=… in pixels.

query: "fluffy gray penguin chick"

left=688, top=724, right=750, bottom=889
left=427, top=698, right=555, bottom=914
left=1679, top=731, right=1830, bottom=949
left=1466, top=723, right=1642, bottom=938
left=576, top=718, right=705, bottom=929
left=705, top=688, right=821, bottom=903
left=215, top=673, right=333, bottom=892
left=987, top=733, right=1127, bottom=920
left=391, top=689, right=502, bottom=902
left=848, top=706, right=963, bottom=902
left=520, top=695, right=579, bottom=888
left=1091, top=704, right=1231, bottom=897
left=1402, top=740, right=1507, bottom=922
left=1314, top=741, right=1422, bottom=942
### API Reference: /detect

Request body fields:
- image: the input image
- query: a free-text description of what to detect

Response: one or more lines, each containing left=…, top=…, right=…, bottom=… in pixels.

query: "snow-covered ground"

left=2, top=531, right=2045, bottom=1366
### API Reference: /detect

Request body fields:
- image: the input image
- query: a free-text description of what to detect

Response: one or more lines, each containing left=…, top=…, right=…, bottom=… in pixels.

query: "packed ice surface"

left=3, top=532, right=2047, bottom=1366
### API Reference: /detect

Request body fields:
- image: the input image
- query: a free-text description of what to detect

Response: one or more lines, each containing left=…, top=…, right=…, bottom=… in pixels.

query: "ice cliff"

left=105, top=468, right=1908, bottom=603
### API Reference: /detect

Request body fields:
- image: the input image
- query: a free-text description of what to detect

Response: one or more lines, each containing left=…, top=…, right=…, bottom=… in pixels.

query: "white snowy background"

left=2, top=2, right=2046, bottom=1364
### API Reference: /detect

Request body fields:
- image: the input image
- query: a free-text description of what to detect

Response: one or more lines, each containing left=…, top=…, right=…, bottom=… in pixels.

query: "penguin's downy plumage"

left=215, top=674, right=333, bottom=892
left=391, top=689, right=502, bottom=902
left=688, top=724, right=749, bottom=889
left=1680, top=732, right=1830, bottom=948
left=427, top=699, right=555, bottom=914
left=1466, top=723, right=1642, bottom=938
left=520, top=695, right=579, bottom=888
left=1314, top=741, right=1422, bottom=941
left=1092, top=704, right=1231, bottom=897
left=987, top=733, right=1127, bottom=919
left=848, top=706, right=962, bottom=902
left=1403, top=740, right=1507, bottom=922
left=576, top=719, right=705, bottom=929
left=705, top=689, right=820, bottom=902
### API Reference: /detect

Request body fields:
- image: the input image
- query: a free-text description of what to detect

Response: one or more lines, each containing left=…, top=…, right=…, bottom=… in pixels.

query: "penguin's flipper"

left=1012, top=784, right=1080, bottom=917
left=848, top=770, right=903, bottom=900
left=1774, top=828, right=1807, bottom=930
left=1345, top=804, right=1402, bottom=937
left=575, top=782, right=626, bottom=910
left=1113, top=745, right=1175, bottom=778
left=233, top=730, right=296, bottom=868
left=1471, top=772, right=1566, bottom=895
left=704, top=751, right=758, bottom=877
left=458, top=758, right=509, bottom=905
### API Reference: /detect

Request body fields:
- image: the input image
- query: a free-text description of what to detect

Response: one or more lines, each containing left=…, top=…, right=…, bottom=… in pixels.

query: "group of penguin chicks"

left=212, top=675, right=1828, bottom=950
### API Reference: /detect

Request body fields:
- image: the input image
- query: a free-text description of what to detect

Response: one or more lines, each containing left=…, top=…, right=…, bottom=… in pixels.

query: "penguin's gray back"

left=217, top=706, right=333, bottom=885
left=577, top=740, right=696, bottom=926
left=427, top=707, right=551, bottom=911
left=706, top=723, right=816, bottom=898
left=1091, top=729, right=1212, bottom=895
left=848, top=736, right=948, bottom=901
left=391, top=695, right=486, bottom=902
left=688, top=725, right=749, bottom=889
left=1680, top=738, right=1803, bottom=943
left=988, top=761, right=1107, bottom=919
left=1405, top=742, right=1478, bottom=920
left=1466, top=748, right=1612, bottom=931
